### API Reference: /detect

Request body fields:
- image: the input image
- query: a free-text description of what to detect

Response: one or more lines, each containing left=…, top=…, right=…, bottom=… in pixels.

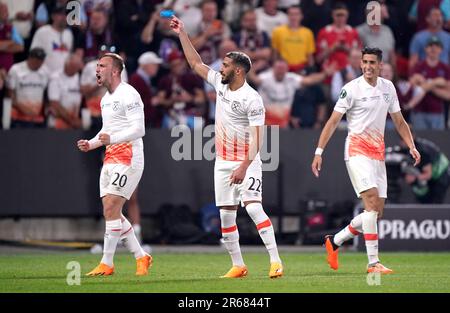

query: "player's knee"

left=103, top=202, right=120, bottom=219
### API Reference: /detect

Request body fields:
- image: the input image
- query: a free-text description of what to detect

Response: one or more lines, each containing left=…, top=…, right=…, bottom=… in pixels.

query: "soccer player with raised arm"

left=170, top=16, right=283, bottom=278
left=77, top=53, right=152, bottom=276
left=311, top=47, right=421, bottom=274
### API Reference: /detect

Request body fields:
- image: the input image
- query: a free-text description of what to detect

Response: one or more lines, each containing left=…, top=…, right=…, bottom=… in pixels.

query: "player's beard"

left=221, top=71, right=234, bottom=84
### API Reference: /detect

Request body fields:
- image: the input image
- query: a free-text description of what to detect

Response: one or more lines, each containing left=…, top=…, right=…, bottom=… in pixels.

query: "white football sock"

left=334, top=213, right=363, bottom=246
left=246, top=203, right=281, bottom=263
left=120, top=216, right=145, bottom=259
left=220, top=209, right=245, bottom=267
left=132, top=223, right=142, bottom=244
left=101, top=219, right=122, bottom=267
left=361, top=210, right=380, bottom=265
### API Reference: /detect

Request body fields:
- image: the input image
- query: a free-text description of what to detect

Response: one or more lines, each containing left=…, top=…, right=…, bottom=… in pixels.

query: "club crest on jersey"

left=231, top=101, right=241, bottom=112
left=383, top=93, right=390, bottom=103
left=113, top=101, right=120, bottom=111
left=340, top=89, right=347, bottom=99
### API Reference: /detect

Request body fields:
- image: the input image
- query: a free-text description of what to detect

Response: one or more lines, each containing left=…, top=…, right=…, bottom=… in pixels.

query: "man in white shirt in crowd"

left=47, top=53, right=84, bottom=129
left=6, top=47, right=49, bottom=128
left=30, top=5, right=74, bottom=74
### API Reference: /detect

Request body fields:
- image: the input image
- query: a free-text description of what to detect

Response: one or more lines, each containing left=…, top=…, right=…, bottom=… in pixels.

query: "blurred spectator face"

left=218, top=40, right=238, bottom=59
left=426, top=8, right=443, bottom=29
left=143, top=63, right=159, bottom=77
left=273, top=60, right=288, bottom=81
left=263, top=0, right=278, bottom=15
left=241, top=11, right=257, bottom=32
left=27, top=57, right=45, bottom=71
left=170, top=58, right=186, bottom=76
left=202, top=1, right=218, bottom=23
left=425, top=43, right=443, bottom=60
left=65, top=54, right=84, bottom=76
left=52, top=11, right=67, bottom=29
left=287, top=7, right=302, bottom=27
left=349, top=49, right=362, bottom=69
left=332, top=8, right=348, bottom=27
left=90, top=10, right=108, bottom=33
left=381, top=63, right=393, bottom=81
left=0, top=3, right=9, bottom=22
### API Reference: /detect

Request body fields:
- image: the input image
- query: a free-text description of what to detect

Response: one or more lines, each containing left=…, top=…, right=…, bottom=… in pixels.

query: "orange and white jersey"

left=207, top=69, right=265, bottom=162
left=89, top=82, right=145, bottom=169
left=47, top=70, right=82, bottom=129
left=334, top=76, right=400, bottom=161
left=7, top=61, right=50, bottom=123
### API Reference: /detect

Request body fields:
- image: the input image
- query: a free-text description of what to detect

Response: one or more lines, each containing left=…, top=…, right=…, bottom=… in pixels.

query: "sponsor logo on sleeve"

left=340, top=89, right=347, bottom=99
left=249, top=108, right=264, bottom=117
left=126, top=101, right=140, bottom=111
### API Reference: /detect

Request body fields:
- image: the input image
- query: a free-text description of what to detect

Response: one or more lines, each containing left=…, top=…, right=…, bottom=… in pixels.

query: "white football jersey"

left=334, top=76, right=401, bottom=161
left=30, top=25, right=74, bottom=74
left=207, top=69, right=265, bottom=162
left=47, top=70, right=82, bottom=128
left=100, top=82, right=145, bottom=169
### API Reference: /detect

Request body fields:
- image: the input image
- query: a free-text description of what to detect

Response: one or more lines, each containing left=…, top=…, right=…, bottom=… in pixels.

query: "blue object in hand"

left=160, top=10, right=174, bottom=18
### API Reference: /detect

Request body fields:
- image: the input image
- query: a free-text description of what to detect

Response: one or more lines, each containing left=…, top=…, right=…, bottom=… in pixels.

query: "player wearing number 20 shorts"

left=170, top=15, right=283, bottom=279
left=77, top=53, right=152, bottom=277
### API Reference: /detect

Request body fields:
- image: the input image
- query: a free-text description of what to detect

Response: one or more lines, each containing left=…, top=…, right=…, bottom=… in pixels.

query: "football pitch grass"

left=1, top=251, right=449, bottom=293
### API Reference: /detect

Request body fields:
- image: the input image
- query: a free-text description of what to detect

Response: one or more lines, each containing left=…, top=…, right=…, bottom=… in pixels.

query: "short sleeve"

left=247, top=95, right=265, bottom=126
left=388, top=82, right=401, bottom=113
left=6, top=66, right=17, bottom=90
left=206, top=69, right=221, bottom=90
left=334, top=84, right=353, bottom=114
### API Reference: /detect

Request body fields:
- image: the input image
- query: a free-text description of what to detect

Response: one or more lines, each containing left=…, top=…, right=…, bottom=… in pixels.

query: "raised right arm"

left=170, top=16, right=211, bottom=81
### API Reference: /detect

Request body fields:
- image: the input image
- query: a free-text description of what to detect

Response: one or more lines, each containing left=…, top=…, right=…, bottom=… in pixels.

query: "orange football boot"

left=367, top=263, right=394, bottom=274
left=136, top=254, right=153, bottom=276
left=220, top=265, right=248, bottom=278
left=269, top=262, right=283, bottom=278
left=325, top=235, right=339, bottom=270
left=85, top=263, right=114, bottom=276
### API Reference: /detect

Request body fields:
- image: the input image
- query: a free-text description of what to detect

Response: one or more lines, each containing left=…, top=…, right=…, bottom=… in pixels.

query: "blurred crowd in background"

left=0, top=0, right=449, bottom=132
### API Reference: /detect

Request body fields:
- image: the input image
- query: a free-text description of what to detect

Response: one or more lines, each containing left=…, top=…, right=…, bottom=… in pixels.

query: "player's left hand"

left=230, top=165, right=247, bottom=185
left=99, top=133, right=111, bottom=145
left=410, top=148, right=421, bottom=166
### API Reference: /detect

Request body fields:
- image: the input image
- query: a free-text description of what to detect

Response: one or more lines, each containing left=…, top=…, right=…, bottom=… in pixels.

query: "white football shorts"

left=345, top=155, right=387, bottom=198
left=99, top=163, right=143, bottom=200
left=214, top=159, right=263, bottom=206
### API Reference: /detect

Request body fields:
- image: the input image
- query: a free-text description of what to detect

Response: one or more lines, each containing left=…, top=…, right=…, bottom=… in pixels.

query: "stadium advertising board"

left=354, top=204, right=450, bottom=251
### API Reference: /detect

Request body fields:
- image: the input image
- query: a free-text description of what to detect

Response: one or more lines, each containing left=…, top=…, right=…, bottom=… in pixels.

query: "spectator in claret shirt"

left=129, top=51, right=163, bottom=128
left=409, top=6, right=450, bottom=69
left=410, top=36, right=450, bottom=130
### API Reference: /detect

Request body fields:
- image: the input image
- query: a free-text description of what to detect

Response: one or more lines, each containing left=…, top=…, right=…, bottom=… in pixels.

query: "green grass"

left=0, top=252, right=449, bottom=293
